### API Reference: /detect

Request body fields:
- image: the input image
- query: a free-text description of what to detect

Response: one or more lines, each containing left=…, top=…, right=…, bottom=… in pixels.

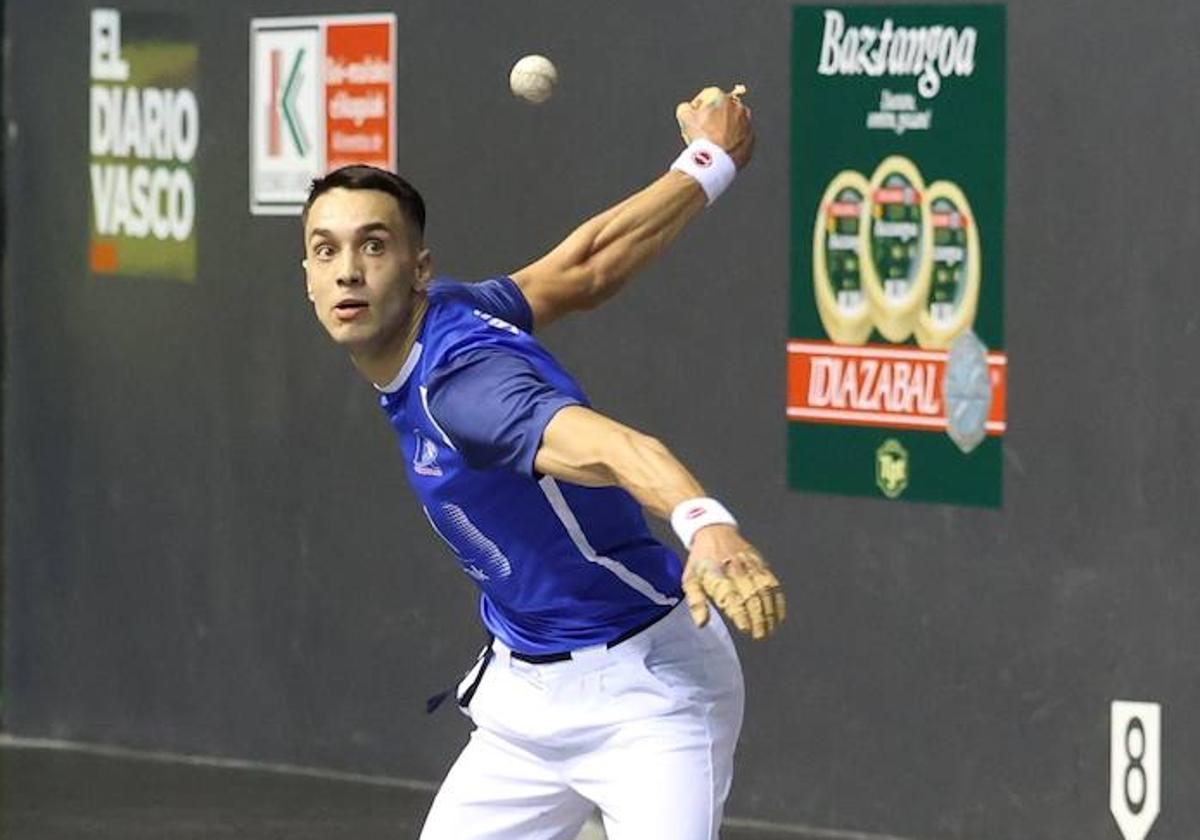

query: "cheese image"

left=812, top=170, right=873, bottom=345
left=861, top=156, right=932, bottom=343
left=914, top=180, right=980, bottom=350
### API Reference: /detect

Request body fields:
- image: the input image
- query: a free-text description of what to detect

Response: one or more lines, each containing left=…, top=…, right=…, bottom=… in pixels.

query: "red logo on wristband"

left=692, top=150, right=713, bottom=168
left=685, top=507, right=706, bottom=520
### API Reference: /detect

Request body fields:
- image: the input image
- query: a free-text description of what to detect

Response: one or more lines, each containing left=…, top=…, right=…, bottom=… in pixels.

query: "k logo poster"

left=789, top=5, right=1006, bottom=506
left=250, top=14, right=397, bottom=215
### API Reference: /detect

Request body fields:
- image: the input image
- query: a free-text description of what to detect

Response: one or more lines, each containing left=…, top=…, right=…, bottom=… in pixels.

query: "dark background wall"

left=4, top=2, right=1198, bottom=839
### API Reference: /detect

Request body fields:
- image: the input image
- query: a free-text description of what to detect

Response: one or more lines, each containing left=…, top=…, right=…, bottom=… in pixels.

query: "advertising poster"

left=250, top=14, right=397, bottom=215
left=88, top=8, right=200, bottom=281
left=789, top=5, right=1006, bottom=506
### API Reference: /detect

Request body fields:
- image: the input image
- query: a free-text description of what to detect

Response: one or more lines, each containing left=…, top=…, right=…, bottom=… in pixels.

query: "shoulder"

left=429, top=275, right=534, bottom=333
left=424, top=346, right=583, bottom=476
left=418, top=278, right=538, bottom=381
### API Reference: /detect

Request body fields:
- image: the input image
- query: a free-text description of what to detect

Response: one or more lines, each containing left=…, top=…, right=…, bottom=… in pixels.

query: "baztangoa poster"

left=789, top=5, right=1006, bottom=506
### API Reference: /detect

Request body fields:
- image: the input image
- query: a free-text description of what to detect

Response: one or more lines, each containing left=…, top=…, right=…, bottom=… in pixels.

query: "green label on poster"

left=89, top=9, right=200, bottom=281
left=789, top=4, right=1006, bottom=506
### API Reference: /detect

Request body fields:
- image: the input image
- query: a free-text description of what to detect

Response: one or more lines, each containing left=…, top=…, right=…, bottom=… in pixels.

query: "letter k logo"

left=267, top=47, right=310, bottom=158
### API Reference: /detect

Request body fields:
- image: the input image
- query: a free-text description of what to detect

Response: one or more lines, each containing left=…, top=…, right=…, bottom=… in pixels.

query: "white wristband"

left=669, top=139, right=737, bottom=206
left=671, top=497, right=738, bottom=549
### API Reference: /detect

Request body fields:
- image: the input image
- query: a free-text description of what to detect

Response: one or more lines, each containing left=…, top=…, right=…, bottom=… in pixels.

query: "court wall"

left=4, top=2, right=1198, bottom=838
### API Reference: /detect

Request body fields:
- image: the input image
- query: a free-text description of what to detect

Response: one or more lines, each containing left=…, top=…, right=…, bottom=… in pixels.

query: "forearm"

left=512, top=171, right=706, bottom=326
left=600, top=428, right=705, bottom=520
left=562, top=171, right=706, bottom=307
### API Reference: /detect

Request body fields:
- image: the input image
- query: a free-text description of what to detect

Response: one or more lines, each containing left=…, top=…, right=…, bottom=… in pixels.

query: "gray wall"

left=4, top=1, right=1199, bottom=839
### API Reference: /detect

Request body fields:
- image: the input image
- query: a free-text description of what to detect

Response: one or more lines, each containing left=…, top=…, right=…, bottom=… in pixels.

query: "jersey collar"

left=375, top=340, right=423, bottom=394
left=372, top=293, right=429, bottom=394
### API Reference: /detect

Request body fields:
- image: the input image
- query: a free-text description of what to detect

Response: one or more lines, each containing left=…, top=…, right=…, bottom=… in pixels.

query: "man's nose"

left=336, top=251, right=364, bottom=286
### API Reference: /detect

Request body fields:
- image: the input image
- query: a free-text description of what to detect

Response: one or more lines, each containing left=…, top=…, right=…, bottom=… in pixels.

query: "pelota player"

left=301, top=85, right=785, bottom=839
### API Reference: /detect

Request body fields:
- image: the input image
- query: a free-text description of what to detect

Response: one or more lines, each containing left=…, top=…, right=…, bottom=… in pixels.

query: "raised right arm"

left=510, top=85, right=754, bottom=330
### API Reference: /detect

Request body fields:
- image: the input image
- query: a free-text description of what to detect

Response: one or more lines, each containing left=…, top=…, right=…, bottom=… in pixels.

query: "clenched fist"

left=675, top=84, right=755, bottom=169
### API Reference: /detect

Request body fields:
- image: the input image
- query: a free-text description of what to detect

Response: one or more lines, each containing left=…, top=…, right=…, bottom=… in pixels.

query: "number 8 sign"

left=1111, top=701, right=1161, bottom=840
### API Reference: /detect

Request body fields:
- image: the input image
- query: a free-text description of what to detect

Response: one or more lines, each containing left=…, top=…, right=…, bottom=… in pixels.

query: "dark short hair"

left=301, top=164, right=427, bottom=240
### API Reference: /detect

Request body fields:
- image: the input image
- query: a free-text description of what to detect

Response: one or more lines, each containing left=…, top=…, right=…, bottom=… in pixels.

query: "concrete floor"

left=0, top=739, right=806, bottom=840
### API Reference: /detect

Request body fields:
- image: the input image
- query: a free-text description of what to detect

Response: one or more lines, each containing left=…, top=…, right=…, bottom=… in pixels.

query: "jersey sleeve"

left=425, top=347, right=581, bottom=476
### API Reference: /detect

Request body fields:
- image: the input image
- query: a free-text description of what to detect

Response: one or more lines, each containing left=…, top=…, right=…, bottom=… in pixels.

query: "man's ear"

left=302, top=259, right=314, bottom=302
left=414, top=247, right=434, bottom=292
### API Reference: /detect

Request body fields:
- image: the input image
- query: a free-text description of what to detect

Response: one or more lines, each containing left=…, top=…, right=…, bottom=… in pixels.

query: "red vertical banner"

left=324, top=21, right=394, bottom=171
left=268, top=50, right=281, bottom=157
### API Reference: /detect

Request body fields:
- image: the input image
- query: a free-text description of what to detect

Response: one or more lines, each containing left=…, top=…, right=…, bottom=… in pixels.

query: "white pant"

left=420, top=604, right=745, bottom=840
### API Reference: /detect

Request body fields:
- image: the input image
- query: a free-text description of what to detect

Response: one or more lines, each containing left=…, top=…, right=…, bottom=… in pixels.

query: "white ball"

left=510, top=54, right=557, bottom=104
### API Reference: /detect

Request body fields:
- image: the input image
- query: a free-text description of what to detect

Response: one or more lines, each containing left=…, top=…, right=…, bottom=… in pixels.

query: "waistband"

left=494, top=604, right=678, bottom=665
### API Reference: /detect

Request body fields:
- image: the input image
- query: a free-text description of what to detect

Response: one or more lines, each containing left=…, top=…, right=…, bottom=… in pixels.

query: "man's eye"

left=313, top=244, right=335, bottom=259
left=363, top=239, right=385, bottom=255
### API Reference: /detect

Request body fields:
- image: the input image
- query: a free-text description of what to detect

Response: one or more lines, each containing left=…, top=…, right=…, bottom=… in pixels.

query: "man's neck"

left=351, top=293, right=429, bottom=387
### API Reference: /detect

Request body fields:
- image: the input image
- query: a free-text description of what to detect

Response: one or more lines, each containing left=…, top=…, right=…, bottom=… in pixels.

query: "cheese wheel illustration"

left=914, top=180, right=981, bottom=350
left=861, top=156, right=932, bottom=343
left=812, top=170, right=872, bottom=345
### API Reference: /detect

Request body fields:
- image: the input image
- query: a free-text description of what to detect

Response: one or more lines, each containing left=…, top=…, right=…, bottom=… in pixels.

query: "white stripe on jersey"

left=538, top=477, right=679, bottom=607
left=419, top=385, right=458, bottom=450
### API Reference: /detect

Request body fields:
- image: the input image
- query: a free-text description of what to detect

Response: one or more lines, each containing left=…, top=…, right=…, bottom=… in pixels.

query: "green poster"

left=88, top=9, right=199, bottom=281
left=789, top=5, right=1006, bottom=506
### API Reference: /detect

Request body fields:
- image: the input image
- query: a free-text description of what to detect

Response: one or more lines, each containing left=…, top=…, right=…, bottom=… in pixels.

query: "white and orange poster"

left=250, top=13, right=396, bottom=215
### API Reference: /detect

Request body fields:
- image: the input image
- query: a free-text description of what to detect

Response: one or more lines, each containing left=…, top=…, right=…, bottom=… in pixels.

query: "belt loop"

left=569, top=644, right=607, bottom=664
left=456, top=645, right=493, bottom=709
left=490, top=638, right=512, bottom=667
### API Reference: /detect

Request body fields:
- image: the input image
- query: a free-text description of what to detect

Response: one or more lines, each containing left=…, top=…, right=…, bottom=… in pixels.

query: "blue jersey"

left=377, top=276, right=682, bottom=654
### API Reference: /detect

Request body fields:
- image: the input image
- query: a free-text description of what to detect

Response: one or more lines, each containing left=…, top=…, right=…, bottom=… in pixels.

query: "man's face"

left=303, top=187, right=432, bottom=356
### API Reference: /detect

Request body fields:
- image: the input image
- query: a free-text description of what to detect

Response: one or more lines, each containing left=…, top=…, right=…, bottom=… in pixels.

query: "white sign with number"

left=1111, top=700, right=1161, bottom=840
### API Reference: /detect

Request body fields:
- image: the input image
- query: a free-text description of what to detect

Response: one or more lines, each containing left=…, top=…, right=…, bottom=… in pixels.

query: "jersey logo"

left=412, top=431, right=443, bottom=477
left=472, top=308, right=520, bottom=335
left=463, top=565, right=490, bottom=582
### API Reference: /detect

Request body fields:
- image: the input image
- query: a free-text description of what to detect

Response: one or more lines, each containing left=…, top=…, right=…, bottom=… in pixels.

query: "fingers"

left=771, top=578, right=787, bottom=625
left=720, top=552, right=763, bottom=638
left=681, top=569, right=710, bottom=628
left=713, top=550, right=784, bottom=640
left=750, top=554, right=787, bottom=636
left=730, top=565, right=775, bottom=640
left=740, top=552, right=785, bottom=632
left=675, top=84, right=753, bottom=152
left=706, top=573, right=751, bottom=634
left=680, top=85, right=750, bottom=120
left=684, top=540, right=785, bottom=641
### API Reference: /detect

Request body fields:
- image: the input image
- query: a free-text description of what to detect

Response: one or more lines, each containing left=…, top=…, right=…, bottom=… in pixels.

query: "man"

left=302, top=85, right=785, bottom=839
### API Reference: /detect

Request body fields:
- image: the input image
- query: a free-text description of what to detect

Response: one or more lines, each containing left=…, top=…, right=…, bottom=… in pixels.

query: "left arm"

left=511, top=85, right=754, bottom=329
left=425, top=351, right=785, bottom=640
left=535, top=405, right=785, bottom=640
